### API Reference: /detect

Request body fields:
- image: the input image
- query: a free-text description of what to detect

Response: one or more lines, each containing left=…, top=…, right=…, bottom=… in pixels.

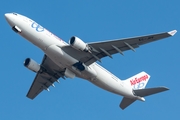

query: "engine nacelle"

left=24, top=58, right=40, bottom=73
left=69, top=36, right=89, bottom=52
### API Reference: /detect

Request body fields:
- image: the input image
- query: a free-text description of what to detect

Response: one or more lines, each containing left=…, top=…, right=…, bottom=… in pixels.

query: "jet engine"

left=24, top=58, right=40, bottom=73
left=69, top=36, right=90, bottom=52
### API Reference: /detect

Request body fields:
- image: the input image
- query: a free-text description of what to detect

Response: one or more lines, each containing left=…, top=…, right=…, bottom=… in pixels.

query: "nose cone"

left=4, top=13, right=8, bottom=18
left=4, top=13, right=8, bottom=17
left=5, top=13, right=11, bottom=21
left=4, top=13, right=15, bottom=27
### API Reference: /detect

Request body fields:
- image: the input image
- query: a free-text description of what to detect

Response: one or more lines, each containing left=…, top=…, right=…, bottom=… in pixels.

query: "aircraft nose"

left=5, top=13, right=10, bottom=20
left=4, top=13, right=15, bottom=26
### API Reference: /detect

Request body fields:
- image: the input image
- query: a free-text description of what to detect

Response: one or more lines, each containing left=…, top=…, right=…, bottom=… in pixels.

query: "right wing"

left=26, top=55, right=65, bottom=99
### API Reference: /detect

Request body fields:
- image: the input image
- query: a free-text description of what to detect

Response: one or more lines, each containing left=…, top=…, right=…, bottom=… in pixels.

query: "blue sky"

left=1, top=0, right=179, bottom=119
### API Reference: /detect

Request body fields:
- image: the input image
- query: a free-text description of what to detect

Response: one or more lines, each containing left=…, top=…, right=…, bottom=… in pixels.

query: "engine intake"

left=24, top=58, right=40, bottom=73
left=12, top=26, right=21, bottom=33
left=69, top=36, right=89, bottom=52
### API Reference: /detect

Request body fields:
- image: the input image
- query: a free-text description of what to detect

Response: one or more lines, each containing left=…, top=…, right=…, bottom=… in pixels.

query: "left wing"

left=27, top=55, right=65, bottom=99
left=62, top=30, right=177, bottom=65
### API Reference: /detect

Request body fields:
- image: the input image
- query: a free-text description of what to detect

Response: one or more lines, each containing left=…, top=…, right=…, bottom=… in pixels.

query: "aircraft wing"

left=26, top=55, right=65, bottom=99
left=62, top=30, right=177, bottom=65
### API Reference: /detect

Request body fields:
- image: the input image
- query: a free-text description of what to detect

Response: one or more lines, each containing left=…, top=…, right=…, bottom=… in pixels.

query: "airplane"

left=5, top=12, right=177, bottom=110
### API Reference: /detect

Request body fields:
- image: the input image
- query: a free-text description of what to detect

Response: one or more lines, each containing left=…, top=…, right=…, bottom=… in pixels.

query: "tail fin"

left=124, top=71, right=150, bottom=90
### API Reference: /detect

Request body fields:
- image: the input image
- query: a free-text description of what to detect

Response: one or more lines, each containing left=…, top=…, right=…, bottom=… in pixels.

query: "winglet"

left=168, top=30, right=177, bottom=36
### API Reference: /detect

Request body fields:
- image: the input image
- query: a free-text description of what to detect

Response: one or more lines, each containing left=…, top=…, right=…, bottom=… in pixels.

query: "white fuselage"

left=5, top=13, right=137, bottom=99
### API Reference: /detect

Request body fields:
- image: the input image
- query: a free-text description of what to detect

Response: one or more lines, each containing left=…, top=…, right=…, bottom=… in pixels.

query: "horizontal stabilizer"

left=120, top=97, right=136, bottom=110
left=133, top=87, right=169, bottom=97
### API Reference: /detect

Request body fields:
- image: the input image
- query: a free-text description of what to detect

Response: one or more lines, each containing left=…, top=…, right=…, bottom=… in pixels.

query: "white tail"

left=120, top=71, right=169, bottom=110
left=124, top=71, right=150, bottom=90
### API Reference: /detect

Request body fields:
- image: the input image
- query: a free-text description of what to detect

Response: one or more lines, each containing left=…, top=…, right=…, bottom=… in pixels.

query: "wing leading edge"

left=26, top=55, right=65, bottom=99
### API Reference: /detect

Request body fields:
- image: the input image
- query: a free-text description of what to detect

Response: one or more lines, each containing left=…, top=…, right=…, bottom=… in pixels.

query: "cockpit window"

left=13, top=12, right=17, bottom=15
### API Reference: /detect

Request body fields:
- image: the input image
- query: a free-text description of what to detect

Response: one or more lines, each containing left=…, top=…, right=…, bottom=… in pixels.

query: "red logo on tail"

left=130, top=74, right=148, bottom=86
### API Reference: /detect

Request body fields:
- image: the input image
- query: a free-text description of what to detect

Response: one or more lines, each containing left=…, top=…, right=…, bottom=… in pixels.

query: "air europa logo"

left=130, top=74, right=148, bottom=86
left=31, top=22, right=44, bottom=32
